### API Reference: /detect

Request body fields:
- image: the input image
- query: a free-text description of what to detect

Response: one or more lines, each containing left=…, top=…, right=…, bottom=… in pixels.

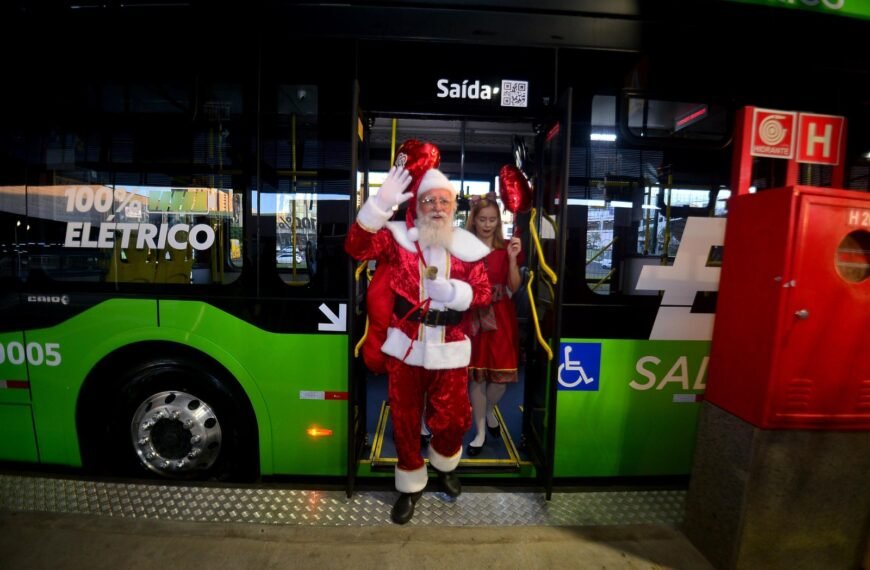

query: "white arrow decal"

left=318, top=303, right=347, bottom=332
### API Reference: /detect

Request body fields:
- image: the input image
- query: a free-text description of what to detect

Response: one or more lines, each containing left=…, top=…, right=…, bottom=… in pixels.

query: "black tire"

left=91, top=357, right=257, bottom=482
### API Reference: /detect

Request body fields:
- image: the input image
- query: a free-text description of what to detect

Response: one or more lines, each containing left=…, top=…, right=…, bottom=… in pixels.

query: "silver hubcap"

left=130, top=390, right=222, bottom=476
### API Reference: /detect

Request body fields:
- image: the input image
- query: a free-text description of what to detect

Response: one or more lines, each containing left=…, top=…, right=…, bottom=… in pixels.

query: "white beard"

left=416, top=212, right=454, bottom=248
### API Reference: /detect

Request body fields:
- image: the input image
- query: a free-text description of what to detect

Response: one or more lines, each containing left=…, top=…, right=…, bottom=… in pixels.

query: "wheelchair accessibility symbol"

left=557, top=342, right=601, bottom=391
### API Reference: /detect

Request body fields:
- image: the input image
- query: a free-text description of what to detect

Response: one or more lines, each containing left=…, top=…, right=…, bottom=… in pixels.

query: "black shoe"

left=487, top=423, right=501, bottom=439
left=390, top=491, right=422, bottom=525
left=466, top=442, right=483, bottom=457
left=421, top=433, right=431, bottom=448
left=434, top=469, right=462, bottom=498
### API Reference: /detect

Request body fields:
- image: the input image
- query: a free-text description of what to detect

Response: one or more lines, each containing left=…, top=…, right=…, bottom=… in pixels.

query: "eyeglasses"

left=419, top=197, right=454, bottom=208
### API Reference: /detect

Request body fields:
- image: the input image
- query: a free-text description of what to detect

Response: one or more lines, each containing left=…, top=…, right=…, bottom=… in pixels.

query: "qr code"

left=501, top=80, right=528, bottom=108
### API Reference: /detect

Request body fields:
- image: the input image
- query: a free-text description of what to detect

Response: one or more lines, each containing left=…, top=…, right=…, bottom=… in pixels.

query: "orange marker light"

left=307, top=427, right=333, bottom=437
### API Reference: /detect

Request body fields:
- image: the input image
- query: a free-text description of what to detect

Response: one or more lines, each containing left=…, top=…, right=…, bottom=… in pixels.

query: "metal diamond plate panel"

left=0, top=474, right=685, bottom=527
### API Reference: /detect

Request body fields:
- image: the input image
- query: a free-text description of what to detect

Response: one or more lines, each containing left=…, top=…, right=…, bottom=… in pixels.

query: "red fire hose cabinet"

left=707, top=185, right=870, bottom=430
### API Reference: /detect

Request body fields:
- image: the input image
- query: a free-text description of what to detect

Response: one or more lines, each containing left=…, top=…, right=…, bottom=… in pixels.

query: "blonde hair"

left=466, top=198, right=505, bottom=249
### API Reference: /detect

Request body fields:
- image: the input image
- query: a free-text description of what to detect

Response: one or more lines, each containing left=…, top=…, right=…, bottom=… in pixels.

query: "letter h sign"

left=796, top=112, right=845, bottom=166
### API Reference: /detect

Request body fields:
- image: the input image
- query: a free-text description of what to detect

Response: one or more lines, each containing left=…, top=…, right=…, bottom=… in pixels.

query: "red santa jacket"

left=346, top=199, right=491, bottom=370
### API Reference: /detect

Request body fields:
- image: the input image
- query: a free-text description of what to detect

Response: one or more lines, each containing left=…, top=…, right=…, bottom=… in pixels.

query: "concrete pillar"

left=684, top=402, right=870, bottom=570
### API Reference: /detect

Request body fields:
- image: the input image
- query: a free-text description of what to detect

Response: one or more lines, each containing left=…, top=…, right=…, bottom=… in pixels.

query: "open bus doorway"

left=354, top=115, right=539, bottom=475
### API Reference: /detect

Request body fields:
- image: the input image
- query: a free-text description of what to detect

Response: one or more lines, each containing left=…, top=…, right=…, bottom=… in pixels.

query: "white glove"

left=374, top=167, right=413, bottom=211
left=425, top=278, right=455, bottom=303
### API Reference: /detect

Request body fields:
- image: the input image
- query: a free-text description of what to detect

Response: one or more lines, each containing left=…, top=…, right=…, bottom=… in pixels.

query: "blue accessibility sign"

left=557, top=342, right=601, bottom=391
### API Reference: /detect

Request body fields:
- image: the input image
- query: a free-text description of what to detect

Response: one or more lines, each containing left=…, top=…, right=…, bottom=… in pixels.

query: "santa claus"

left=345, top=163, right=491, bottom=524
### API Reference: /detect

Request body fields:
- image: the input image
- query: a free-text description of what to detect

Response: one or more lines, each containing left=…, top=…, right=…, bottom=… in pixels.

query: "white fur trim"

left=357, top=197, right=393, bottom=231
left=444, top=280, right=472, bottom=311
left=428, top=444, right=462, bottom=472
left=395, top=464, right=428, bottom=493
left=385, top=221, right=417, bottom=253
left=447, top=228, right=490, bottom=262
left=385, top=223, right=489, bottom=262
left=417, top=169, right=456, bottom=196
left=382, top=327, right=471, bottom=370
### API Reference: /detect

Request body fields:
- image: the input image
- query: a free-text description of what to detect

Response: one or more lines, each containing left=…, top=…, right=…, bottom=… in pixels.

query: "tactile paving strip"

left=0, top=473, right=685, bottom=527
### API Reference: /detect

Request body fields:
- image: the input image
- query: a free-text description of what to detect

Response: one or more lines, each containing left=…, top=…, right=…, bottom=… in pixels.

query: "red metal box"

left=707, top=185, right=870, bottom=429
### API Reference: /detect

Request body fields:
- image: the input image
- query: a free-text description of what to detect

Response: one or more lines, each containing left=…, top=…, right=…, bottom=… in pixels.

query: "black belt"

left=394, top=295, right=464, bottom=327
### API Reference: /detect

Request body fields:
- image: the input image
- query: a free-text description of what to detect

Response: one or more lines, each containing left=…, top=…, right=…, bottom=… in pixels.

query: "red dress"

left=469, top=246, right=520, bottom=384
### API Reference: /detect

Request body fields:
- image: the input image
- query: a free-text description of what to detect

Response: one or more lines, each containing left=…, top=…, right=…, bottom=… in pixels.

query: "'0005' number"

left=0, top=342, right=62, bottom=367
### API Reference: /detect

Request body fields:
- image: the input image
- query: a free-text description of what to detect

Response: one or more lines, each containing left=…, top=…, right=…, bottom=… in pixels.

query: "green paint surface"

left=158, top=301, right=348, bottom=476
left=554, top=339, right=709, bottom=477
left=0, top=405, right=38, bottom=462
left=725, top=0, right=870, bottom=21
left=19, top=299, right=347, bottom=477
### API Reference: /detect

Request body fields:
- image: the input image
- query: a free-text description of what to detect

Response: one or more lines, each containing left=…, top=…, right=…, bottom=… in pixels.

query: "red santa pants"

left=386, top=357, right=471, bottom=491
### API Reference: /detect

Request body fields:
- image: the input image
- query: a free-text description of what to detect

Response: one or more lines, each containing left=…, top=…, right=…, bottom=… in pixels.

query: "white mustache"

left=416, top=213, right=453, bottom=247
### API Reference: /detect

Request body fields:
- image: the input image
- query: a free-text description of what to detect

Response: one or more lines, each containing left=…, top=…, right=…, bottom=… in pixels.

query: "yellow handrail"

left=541, top=211, right=558, bottom=234
left=590, top=269, right=615, bottom=292
left=354, top=260, right=368, bottom=281
left=587, top=237, right=617, bottom=265
left=529, top=207, right=558, bottom=285
left=284, top=113, right=307, bottom=287
left=662, top=170, right=673, bottom=265
left=354, top=317, right=370, bottom=358
left=526, top=270, right=553, bottom=361
left=542, top=274, right=555, bottom=303
left=390, top=119, right=398, bottom=164
left=353, top=261, right=370, bottom=357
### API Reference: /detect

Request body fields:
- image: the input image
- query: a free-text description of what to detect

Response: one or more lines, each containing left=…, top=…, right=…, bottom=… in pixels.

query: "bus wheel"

left=130, top=390, right=223, bottom=477
left=102, top=358, right=257, bottom=481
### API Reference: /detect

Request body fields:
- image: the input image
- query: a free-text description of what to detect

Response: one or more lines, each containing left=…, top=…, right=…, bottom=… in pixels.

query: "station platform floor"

left=0, top=470, right=714, bottom=569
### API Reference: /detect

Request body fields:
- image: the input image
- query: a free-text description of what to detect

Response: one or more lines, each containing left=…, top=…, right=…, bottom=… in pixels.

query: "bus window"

left=16, top=67, right=248, bottom=287
left=624, top=96, right=730, bottom=144
left=1, top=187, right=27, bottom=281
left=274, top=189, right=317, bottom=285
left=566, top=94, right=730, bottom=299
left=265, top=83, right=322, bottom=286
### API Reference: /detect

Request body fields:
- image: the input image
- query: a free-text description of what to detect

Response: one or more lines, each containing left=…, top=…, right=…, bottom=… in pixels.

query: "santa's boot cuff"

left=428, top=444, right=462, bottom=473
left=395, top=465, right=428, bottom=494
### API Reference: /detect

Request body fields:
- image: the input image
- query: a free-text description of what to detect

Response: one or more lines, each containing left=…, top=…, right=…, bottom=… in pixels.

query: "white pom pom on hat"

left=416, top=169, right=457, bottom=197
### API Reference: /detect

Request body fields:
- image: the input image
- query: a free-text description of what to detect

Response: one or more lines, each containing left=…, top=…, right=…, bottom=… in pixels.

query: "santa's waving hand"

left=374, top=166, right=413, bottom=211
left=346, top=161, right=490, bottom=525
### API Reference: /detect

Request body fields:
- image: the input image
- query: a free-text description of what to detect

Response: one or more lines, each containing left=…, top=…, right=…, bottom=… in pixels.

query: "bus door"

left=523, top=89, right=571, bottom=498
left=353, top=115, right=540, bottom=476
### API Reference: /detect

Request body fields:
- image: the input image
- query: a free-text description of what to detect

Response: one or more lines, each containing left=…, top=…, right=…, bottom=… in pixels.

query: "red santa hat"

left=416, top=169, right=457, bottom=198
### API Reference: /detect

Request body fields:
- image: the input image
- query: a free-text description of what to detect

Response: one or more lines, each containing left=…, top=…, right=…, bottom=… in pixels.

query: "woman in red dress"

left=465, top=195, right=523, bottom=455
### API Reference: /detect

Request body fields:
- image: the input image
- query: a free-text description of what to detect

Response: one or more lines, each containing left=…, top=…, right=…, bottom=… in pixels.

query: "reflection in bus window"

left=573, top=186, right=729, bottom=296
left=626, top=97, right=729, bottom=143
left=19, top=184, right=242, bottom=285
left=276, top=189, right=317, bottom=286
left=567, top=94, right=731, bottom=298
left=365, top=170, right=510, bottom=234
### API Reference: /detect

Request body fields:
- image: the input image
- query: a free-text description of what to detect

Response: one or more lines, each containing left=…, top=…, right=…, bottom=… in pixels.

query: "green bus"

left=1, top=2, right=867, bottom=495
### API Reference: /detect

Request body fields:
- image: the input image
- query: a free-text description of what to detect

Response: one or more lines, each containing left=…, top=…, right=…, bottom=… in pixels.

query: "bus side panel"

left=25, top=299, right=160, bottom=467
left=159, top=301, right=348, bottom=477
left=0, top=405, right=38, bottom=462
left=554, top=339, right=709, bottom=477
left=0, top=330, right=38, bottom=462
